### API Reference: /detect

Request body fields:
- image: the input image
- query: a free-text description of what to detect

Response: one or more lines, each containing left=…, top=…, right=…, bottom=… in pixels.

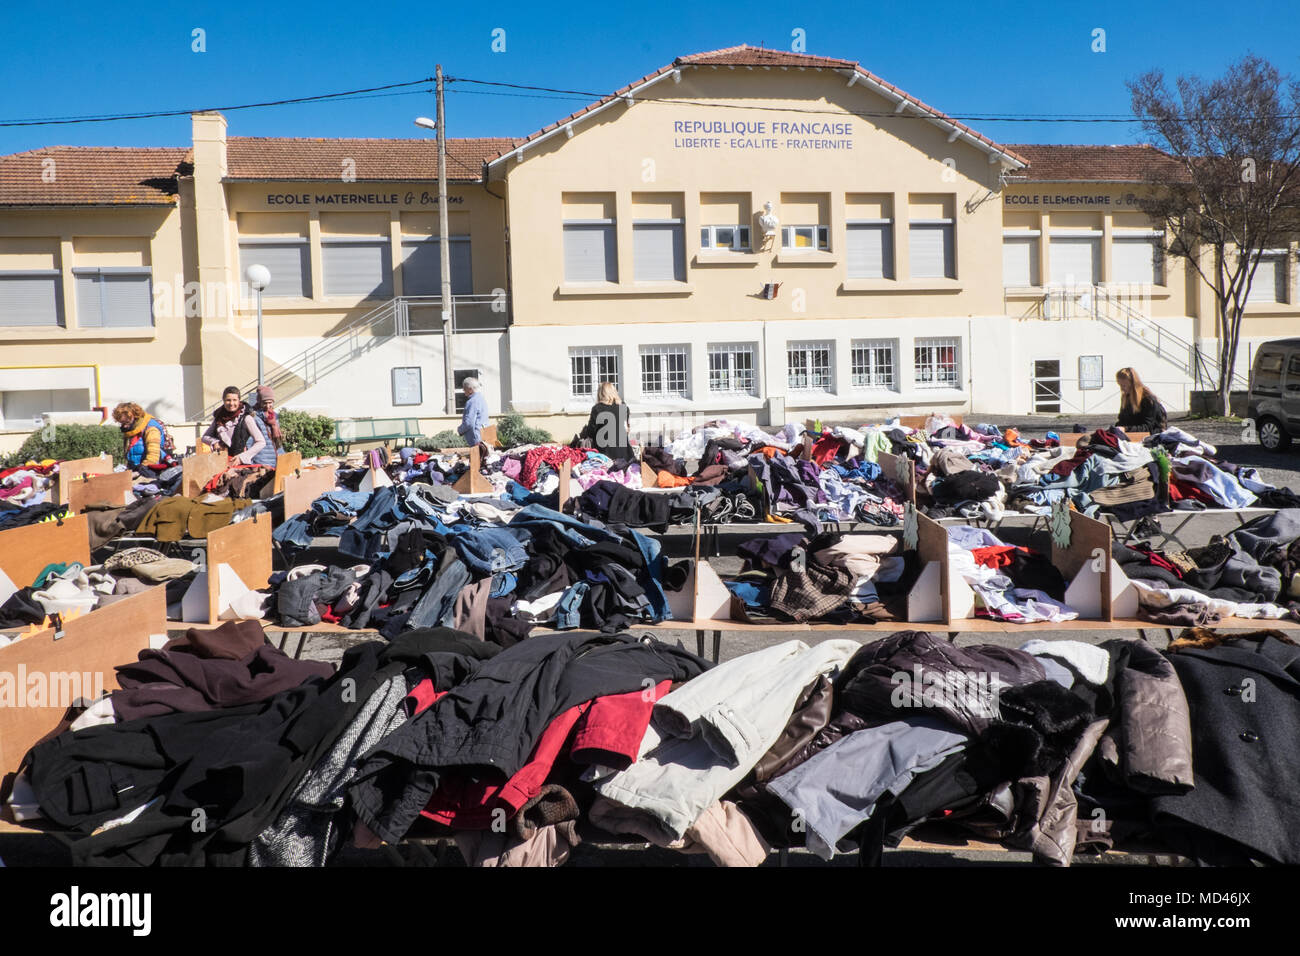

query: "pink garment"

left=501, top=457, right=522, bottom=479
left=0, top=476, right=33, bottom=498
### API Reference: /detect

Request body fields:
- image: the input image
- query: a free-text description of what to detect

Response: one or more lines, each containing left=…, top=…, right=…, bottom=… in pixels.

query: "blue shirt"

left=459, top=390, right=489, bottom=445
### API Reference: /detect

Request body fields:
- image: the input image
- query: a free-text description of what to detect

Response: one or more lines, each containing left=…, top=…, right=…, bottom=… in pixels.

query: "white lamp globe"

left=245, top=264, right=271, bottom=291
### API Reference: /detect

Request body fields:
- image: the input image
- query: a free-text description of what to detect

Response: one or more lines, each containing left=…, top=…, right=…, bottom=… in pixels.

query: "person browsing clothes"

left=579, top=381, right=633, bottom=461
left=1115, top=366, right=1168, bottom=435
left=458, top=377, right=490, bottom=447
left=201, top=385, right=277, bottom=466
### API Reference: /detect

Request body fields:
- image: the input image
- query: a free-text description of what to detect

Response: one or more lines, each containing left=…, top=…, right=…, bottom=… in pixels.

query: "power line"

left=0, top=78, right=435, bottom=128
left=446, top=74, right=1300, bottom=123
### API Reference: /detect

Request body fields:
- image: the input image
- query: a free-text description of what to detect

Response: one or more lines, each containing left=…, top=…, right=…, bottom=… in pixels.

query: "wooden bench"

left=334, top=417, right=423, bottom=453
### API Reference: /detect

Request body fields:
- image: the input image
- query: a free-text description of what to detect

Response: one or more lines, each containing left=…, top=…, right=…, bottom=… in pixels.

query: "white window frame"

left=569, top=346, right=621, bottom=401
left=1247, top=248, right=1290, bottom=305
left=562, top=218, right=618, bottom=283
left=1110, top=231, right=1165, bottom=286
left=909, top=219, right=956, bottom=279
left=1001, top=230, right=1041, bottom=288
left=850, top=339, right=897, bottom=390
left=914, top=336, right=962, bottom=390
left=0, top=270, right=64, bottom=328
left=707, top=343, right=758, bottom=396
left=320, top=236, right=393, bottom=298
left=781, top=224, right=829, bottom=251
left=846, top=220, right=895, bottom=279
left=72, top=267, right=154, bottom=329
left=786, top=340, right=834, bottom=392
left=238, top=237, right=311, bottom=299
left=639, top=345, right=690, bottom=400
left=699, top=224, right=751, bottom=251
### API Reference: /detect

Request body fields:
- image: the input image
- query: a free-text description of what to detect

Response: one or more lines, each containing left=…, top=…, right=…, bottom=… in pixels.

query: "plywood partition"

left=271, top=451, right=302, bottom=495
left=480, top=424, right=498, bottom=448
left=182, top=450, right=228, bottom=497
left=205, top=514, right=273, bottom=624
left=910, top=510, right=953, bottom=622
left=0, top=514, right=91, bottom=591
left=1055, top=431, right=1149, bottom=449
left=1050, top=509, right=1116, bottom=620
left=282, top=463, right=338, bottom=519
left=0, top=585, right=165, bottom=789
left=557, top=459, right=573, bottom=512
left=67, top=471, right=134, bottom=514
left=877, top=451, right=917, bottom=505
left=640, top=460, right=659, bottom=488
left=449, top=444, right=492, bottom=494
left=55, top=454, right=114, bottom=504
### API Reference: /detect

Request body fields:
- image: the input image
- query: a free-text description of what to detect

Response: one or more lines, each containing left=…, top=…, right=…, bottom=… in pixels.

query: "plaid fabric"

left=769, top=561, right=855, bottom=623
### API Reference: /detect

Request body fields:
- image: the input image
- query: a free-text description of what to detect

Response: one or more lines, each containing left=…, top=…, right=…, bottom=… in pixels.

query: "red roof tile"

left=1004, top=144, right=1189, bottom=183
left=225, top=137, right=516, bottom=182
left=0, top=146, right=188, bottom=205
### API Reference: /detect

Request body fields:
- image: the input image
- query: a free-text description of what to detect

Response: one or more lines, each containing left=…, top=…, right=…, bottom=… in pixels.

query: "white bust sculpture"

left=758, top=200, right=779, bottom=236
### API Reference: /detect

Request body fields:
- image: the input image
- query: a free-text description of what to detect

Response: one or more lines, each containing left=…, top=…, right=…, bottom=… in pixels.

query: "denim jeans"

left=554, top=581, right=590, bottom=630
left=405, top=555, right=472, bottom=629
left=448, top=525, right=531, bottom=575
left=508, top=504, right=622, bottom=548
left=627, top=528, right=670, bottom=623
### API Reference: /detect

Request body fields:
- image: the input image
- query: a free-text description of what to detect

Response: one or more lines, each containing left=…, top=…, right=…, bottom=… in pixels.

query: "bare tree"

left=1129, top=56, right=1300, bottom=415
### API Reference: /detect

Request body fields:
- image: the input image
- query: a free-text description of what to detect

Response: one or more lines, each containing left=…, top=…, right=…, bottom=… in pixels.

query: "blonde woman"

left=580, top=381, right=633, bottom=461
left=1115, top=367, right=1168, bottom=434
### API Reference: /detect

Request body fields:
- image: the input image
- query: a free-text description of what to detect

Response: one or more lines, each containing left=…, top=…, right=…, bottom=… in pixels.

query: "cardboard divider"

left=445, top=444, right=491, bottom=494
left=55, top=454, right=114, bottom=504
left=480, top=424, right=498, bottom=448
left=67, top=471, right=134, bottom=514
left=1049, top=508, right=1139, bottom=620
left=900, top=414, right=964, bottom=430
left=0, top=514, right=92, bottom=592
left=1054, top=431, right=1149, bottom=449
left=557, top=459, right=574, bottom=512
left=282, top=462, right=339, bottom=518
left=271, top=451, right=302, bottom=495
left=877, top=450, right=917, bottom=505
left=908, top=510, right=958, bottom=623
left=640, top=460, right=659, bottom=489
left=182, top=450, right=229, bottom=497
left=180, top=514, right=272, bottom=624
left=1, top=585, right=166, bottom=791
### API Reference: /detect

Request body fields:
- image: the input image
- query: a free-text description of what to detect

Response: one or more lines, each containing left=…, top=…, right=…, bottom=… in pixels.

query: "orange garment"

left=764, top=514, right=794, bottom=524
left=655, top=471, right=695, bottom=487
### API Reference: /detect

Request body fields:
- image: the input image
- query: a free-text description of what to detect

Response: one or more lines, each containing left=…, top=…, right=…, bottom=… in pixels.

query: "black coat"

left=580, top=402, right=633, bottom=460
left=1151, top=634, right=1300, bottom=864
left=1116, top=394, right=1167, bottom=434
left=348, top=631, right=709, bottom=843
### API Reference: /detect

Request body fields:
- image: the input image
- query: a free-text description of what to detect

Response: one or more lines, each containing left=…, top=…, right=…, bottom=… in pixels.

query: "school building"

left=1, top=45, right=1296, bottom=441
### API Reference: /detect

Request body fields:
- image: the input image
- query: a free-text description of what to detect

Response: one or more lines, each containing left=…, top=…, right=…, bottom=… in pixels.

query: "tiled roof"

left=0, top=146, right=189, bottom=205
left=1005, top=144, right=1189, bottom=183
left=487, top=44, right=1029, bottom=167
left=225, top=137, right=517, bottom=182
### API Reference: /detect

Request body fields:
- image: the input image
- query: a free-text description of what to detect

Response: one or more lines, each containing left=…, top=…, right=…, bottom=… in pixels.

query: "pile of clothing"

left=0, top=460, right=58, bottom=508
left=1117, top=508, right=1300, bottom=624
left=15, top=624, right=1296, bottom=867
left=947, top=525, right=1077, bottom=623
left=269, top=484, right=679, bottom=640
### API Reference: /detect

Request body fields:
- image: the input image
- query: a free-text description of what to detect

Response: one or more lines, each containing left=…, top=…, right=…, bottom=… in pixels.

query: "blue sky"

left=1, top=0, right=1296, bottom=154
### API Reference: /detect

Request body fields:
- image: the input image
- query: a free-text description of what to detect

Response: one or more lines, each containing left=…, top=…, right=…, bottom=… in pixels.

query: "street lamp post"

left=245, top=264, right=271, bottom=386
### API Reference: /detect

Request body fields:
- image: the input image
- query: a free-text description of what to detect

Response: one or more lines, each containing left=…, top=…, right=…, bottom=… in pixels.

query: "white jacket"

left=592, top=639, right=860, bottom=841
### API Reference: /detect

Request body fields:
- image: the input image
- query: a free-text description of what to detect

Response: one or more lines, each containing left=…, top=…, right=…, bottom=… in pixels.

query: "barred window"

left=787, top=341, right=833, bottom=391
left=707, top=343, right=757, bottom=395
left=914, top=337, right=961, bottom=388
left=640, top=345, right=689, bottom=398
left=569, top=346, right=621, bottom=400
left=850, top=339, right=896, bottom=389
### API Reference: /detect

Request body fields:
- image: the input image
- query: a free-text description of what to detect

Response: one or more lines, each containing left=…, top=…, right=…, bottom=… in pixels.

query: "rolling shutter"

left=847, top=223, right=893, bottom=279
left=1002, top=236, right=1038, bottom=287
left=322, top=241, right=392, bottom=298
left=239, top=241, right=310, bottom=298
left=1049, top=237, right=1100, bottom=285
left=0, top=273, right=61, bottom=327
left=909, top=223, right=953, bottom=279
left=563, top=223, right=617, bottom=283
left=633, top=223, right=685, bottom=282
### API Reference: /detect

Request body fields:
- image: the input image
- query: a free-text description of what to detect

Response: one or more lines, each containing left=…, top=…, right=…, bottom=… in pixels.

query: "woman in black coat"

left=1115, top=366, right=1168, bottom=434
left=579, top=381, right=633, bottom=461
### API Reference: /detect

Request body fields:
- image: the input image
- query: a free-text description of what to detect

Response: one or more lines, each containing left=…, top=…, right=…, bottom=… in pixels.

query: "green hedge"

left=278, top=411, right=337, bottom=459
left=497, top=413, right=553, bottom=448
left=417, top=431, right=466, bottom=450
left=1, top=424, right=123, bottom=469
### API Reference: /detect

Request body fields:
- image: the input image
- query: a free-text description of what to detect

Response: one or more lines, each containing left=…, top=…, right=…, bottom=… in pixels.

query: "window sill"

left=1242, top=303, right=1297, bottom=315
left=693, top=252, right=761, bottom=266
left=556, top=282, right=694, bottom=297
left=842, top=279, right=962, bottom=292
left=1, top=326, right=157, bottom=342
left=774, top=251, right=838, bottom=267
